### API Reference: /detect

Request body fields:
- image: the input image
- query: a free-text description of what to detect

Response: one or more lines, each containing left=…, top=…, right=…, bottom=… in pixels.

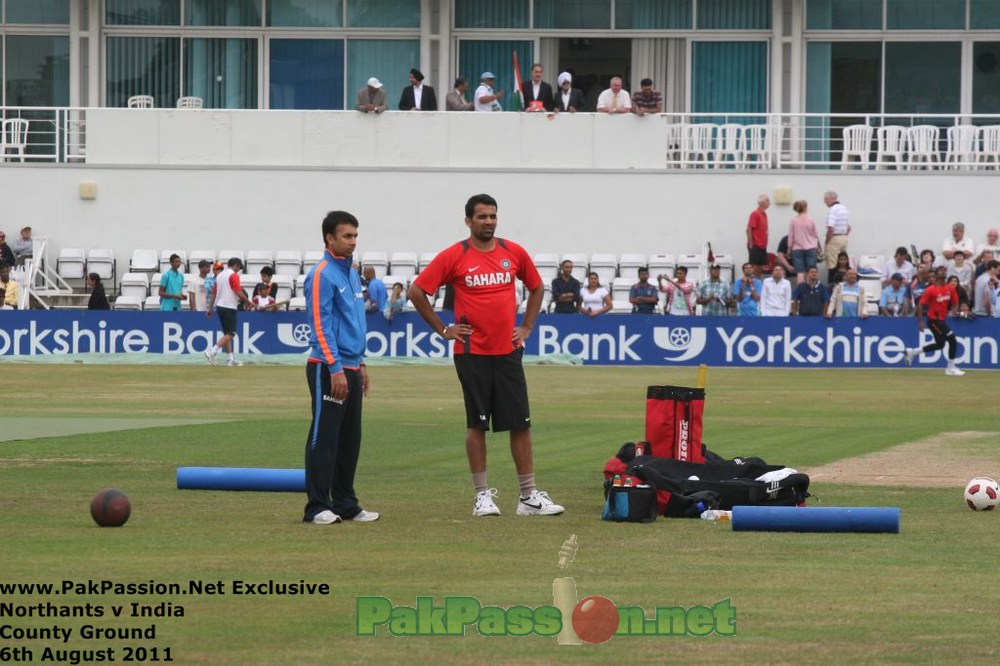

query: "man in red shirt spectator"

left=746, top=194, right=770, bottom=276
left=904, top=266, right=964, bottom=376
left=408, top=193, right=564, bottom=518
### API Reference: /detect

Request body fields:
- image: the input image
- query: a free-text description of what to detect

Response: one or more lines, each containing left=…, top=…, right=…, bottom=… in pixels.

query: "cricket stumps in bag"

left=644, top=385, right=705, bottom=463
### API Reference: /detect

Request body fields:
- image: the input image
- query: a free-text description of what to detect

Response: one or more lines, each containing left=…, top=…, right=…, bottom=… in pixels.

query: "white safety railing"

left=1, top=107, right=88, bottom=163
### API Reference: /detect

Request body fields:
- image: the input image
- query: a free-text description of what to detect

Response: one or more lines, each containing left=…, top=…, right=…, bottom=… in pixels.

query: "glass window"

left=7, top=0, right=69, bottom=24
left=348, top=0, right=419, bottom=28
left=697, top=0, right=770, bottom=29
left=972, top=42, right=1000, bottom=113
left=885, top=42, right=960, bottom=114
left=458, top=40, right=533, bottom=111
left=106, top=37, right=180, bottom=108
left=805, top=41, right=881, bottom=113
left=806, top=0, right=882, bottom=30
left=105, top=0, right=180, bottom=25
left=887, top=0, right=964, bottom=29
left=691, top=41, right=768, bottom=117
left=270, top=39, right=343, bottom=109
left=616, top=0, right=691, bottom=29
left=267, top=0, right=342, bottom=27
left=535, top=0, right=610, bottom=29
left=971, top=0, right=1000, bottom=28
left=455, top=0, right=529, bottom=29
left=186, top=0, right=261, bottom=27
left=347, top=40, right=419, bottom=110
left=184, top=38, right=258, bottom=109
left=5, top=35, right=70, bottom=106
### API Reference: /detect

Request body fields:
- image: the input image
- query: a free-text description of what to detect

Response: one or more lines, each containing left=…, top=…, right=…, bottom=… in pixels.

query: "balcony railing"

left=3, top=106, right=1000, bottom=171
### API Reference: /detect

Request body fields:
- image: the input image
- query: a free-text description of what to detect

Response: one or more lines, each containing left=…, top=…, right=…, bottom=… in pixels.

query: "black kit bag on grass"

left=602, top=484, right=659, bottom=523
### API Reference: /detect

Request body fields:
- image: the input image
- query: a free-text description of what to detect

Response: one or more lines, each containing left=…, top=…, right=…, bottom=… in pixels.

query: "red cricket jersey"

left=413, top=238, right=541, bottom=355
left=747, top=209, right=768, bottom=249
left=919, top=283, right=958, bottom=320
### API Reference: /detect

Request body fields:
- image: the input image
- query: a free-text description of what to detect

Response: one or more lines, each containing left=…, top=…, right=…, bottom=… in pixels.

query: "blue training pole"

left=731, top=506, right=899, bottom=534
left=177, top=467, right=304, bottom=492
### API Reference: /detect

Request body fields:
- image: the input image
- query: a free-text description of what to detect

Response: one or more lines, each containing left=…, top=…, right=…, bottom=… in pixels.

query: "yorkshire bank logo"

left=277, top=323, right=312, bottom=348
left=653, top=327, right=708, bottom=362
left=356, top=536, right=736, bottom=643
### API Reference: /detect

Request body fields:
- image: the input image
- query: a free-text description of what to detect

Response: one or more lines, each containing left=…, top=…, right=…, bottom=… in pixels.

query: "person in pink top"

left=658, top=266, right=696, bottom=315
left=787, top=200, right=821, bottom=284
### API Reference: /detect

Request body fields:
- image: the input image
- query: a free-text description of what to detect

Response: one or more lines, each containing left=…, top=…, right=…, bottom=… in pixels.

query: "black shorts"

left=453, top=350, right=530, bottom=432
left=748, top=246, right=768, bottom=267
left=216, top=307, right=238, bottom=337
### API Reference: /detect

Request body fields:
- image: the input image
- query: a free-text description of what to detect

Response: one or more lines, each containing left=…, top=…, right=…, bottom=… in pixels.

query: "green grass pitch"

left=2, top=363, right=999, bottom=664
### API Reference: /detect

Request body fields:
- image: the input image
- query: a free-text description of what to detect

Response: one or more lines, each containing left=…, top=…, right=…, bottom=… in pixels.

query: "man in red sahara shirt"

left=408, top=193, right=565, bottom=518
left=905, top=265, right=964, bottom=376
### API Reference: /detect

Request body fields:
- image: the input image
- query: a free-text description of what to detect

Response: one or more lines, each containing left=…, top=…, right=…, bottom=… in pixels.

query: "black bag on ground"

left=602, top=484, right=658, bottom=523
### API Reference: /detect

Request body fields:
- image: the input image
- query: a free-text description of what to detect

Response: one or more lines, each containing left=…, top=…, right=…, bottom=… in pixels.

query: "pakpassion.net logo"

left=356, top=535, right=736, bottom=643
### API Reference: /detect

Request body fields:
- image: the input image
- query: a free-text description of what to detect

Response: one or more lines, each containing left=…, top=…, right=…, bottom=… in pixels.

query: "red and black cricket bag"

left=644, top=385, right=705, bottom=463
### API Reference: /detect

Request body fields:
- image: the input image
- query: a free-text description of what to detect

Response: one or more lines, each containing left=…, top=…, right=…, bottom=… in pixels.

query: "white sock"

left=227, top=353, right=234, bottom=361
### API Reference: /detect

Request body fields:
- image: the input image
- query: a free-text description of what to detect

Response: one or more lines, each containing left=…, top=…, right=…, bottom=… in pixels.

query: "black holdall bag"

left=602, top=482, right=658, bottom=523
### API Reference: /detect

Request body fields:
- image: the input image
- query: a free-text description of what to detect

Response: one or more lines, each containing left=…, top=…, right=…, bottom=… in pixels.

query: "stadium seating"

left=189, top=249, right=216, bottom=269
left=245, top=250, right=274, bottom=276
left=561, top=253, right=588, bottom=282
left=56, top=248, right=86, bottom=280
left=159, top=249, right=187, bottom=273
left=119, top=273, right=150, bottom=299
left=361, top=251, right=388, bottom=278
left=129, top=249, right=158, bottom=275
left=274, top=250, right=303, bottom=277
left=218, top=250, right=245, bottom=270
left=271, top=275, right=293, bottom=303
left=114, top=295, right=143, bottom=310
left=418, top=252, right=437, bottom=273
left=389, top=252, right=418, bottom=280
left=86, top=249, right=116, bottom=283
left=144, top=295, right=161, bottom=309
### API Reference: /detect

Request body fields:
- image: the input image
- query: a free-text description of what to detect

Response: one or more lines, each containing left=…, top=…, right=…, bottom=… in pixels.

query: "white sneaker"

left=310, top=510, right=342, bottom=525
left=945, top=366, right=965, bottom=376
left=904, top=349, right=916, bottom=366
left=204, top=349, right=218, bottom=366
left=350, top=510, right=380, bottom=522
left=226, top=358, right=243, bottom=367
left=473, top=488, right=501, bottom=517
left=517, top=490, right=565, bottom=516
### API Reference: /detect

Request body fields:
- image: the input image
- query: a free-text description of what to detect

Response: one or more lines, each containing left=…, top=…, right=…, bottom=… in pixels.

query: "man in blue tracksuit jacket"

left=302, top=211, right=379, bottom=525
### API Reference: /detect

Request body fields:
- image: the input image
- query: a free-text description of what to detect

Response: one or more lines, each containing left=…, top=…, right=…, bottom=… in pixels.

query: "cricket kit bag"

left=644, top=385, right=705, bottom=463
left=603, top=443, right=810, bottom=518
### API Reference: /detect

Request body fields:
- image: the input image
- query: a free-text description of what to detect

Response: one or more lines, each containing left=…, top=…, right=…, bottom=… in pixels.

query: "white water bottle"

left=700, top=509, right=732, bottom=522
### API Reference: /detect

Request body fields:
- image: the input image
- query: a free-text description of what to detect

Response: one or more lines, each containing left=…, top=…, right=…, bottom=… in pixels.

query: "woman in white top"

left=658, top=267, right=695, bottom=315
left=579, top=272, right=612, bottom=317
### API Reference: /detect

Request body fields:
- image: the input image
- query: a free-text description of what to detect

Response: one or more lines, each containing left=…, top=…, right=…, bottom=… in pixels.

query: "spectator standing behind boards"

left=760, top=265, right=792, bottom=316
left=86, top=272, right=110, bottom=310
left=792, top=267, right=830, bottom=316
left=10, top=226, right=32, bottom=266
left=383, top=282, right=406, bottom=323
left=628, top=267, right=659, bottom=314
left=188, top=259, right=212, bottom=312
left=0, top=263, right=19, bottom=309
left=823, top=190, right=851, bottom=270
left=947, top=276, right=971, bottom=314
left=522, top=63, right=554, bottom=112
left=446, top=77, right=474, bottom=111
left=881, top=247, right=916, bottom=287
left=0, top=232, right=15, bottom=267
left=158, top=253, right=185, bottom=311
left=398, top=68, right=437, bottom=111
left=579, top=272, right=611, bottom=316
left=696, top=264, right=731, bottom=316
left=942, top=222, right=975, bottom=262
left=946, top=250, right=973, bottom=295
left=733, top=262, right=762, bottom=316
left=974, top=228, right=1000, bottom=266
left=879, top=273, right=911, bottom=317
left=362, top=266, right=386, bottom=313
left=355, top=77, right=387, bottom=114
left=658, top=267, right=695, bottom=316
left=826, top=268, right=868, bottom=318
left=596, top=77, right=631, bottom=113
left=973, top=260, right=1000, bottom=317
left=553, top=72, right=586, bottom=112
left=746, top=194, right=770, bottom=275
left=828, top=251, right=852, bottom=287
left=550, top=259, right=581, bottom=313
left=631, top=78, right=662, bottom=115
left=474, top=72, right=504, bottom=112
left=787, top=200, right=820, bottom=284
left=253, top=266, right=278, bottom=302
left=910, top=264, right=933, bottom=308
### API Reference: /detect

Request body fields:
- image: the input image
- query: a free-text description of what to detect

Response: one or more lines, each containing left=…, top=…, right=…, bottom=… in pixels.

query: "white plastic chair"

left=980, top=126, right=1000, bottom=169
left=245, top=250, right=274, bottom=276
left=561, top=253, right=588, bottom=283
left=288, top=296, right=306, bottom=311
left=119, top=273, right=151, bottom=299
left=177, top=96, right=203, bottom=109
left=907, top=125, right=940, bottom=170
left=114, top=296, right=144, bottom=311
left=611, top=299, right=634, bottom=314
left=271, top=275, right=293, bottom=304
left=303, top=250, right=324, bottom=268
left=274, top=250, right=303, bottom=277
left=875, top=126, right=907, bottom=170
left=945, top=125, right=979, bottom=170
left=611, top=277, right=636, bottom=301
left=129, top=249, right=159, bottom=274
left=711, top=253, right=736, bottom=285
left=294, top=274, right=306, bottom=297
left=742, top=124, right=771, bottom=168
left=56, top=248, right=86, bottom=279
left=360, top=251, right=388, bottom=278
left=188, top=249, right=216, bottom=269
left=1, top=119, right=29, bottom=162
left=715, top=124, right=744, bottom=168
left=840, top=124, right=873, bottom=170
left=618, top=253, right=647, bottom=275
left=389, top=252, right=418, bottom=280
left=217, top=250, right=245, bottom=270
left=533, top=252, right=560, bottom=284
left=647, top=254, right=676, bottom=279
left=418, top=251, right=437, bottom=273
left=677, top=253, right=704, bottom=286
left=86, top=249, right=116, bottom=283
left=127, top=95, right=154, bottom=109
left=681, top=123, right=716, bottom=168
left=144, top=295, right=161, bottom=310
left=665, top=123, right=684, bottom=166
